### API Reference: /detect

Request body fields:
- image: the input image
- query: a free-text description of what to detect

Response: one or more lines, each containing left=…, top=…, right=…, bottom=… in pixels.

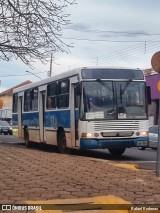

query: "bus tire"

left=108, top=148, right=126, bottom=155
left=24, top=128, right=30, bottom=148
left=58, top=131, right=67, bottom=153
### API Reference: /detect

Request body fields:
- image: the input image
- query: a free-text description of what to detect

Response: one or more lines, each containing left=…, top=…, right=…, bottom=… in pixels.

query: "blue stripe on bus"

left=12, top=110, right=79, bottom=129
left=80, top=137, right=148, bottom=149
left=45, top=110, right=79, bottom=128
left=45, top=110, right=70, bottom=128
left=22, top=112, right=39, bottom=126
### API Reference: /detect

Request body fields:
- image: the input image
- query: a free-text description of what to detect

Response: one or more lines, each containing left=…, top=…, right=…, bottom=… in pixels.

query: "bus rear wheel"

left=58, top=132, right=67, bottom=153
left=108, top=148, right=126, bottom=155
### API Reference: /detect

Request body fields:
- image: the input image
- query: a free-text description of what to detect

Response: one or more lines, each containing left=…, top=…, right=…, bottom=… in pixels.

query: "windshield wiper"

left=96, top=79, right=117, bottom=114
left=96, top=79, right=113, bottom=92
left=119, top=79, right=132, bottom=104
left=120, top=79, right=132, bottom=95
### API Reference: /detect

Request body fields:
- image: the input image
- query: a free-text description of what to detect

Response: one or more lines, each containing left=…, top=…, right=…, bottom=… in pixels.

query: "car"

left=0, top=120, right=12, bottom=135
left=138, top=125, right=158, bottom=150
left=148, top=125, right=158, bottom=149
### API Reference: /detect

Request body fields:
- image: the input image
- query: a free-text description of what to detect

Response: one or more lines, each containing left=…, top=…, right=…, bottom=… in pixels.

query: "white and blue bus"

left=12, top=67, right=150, bottom=155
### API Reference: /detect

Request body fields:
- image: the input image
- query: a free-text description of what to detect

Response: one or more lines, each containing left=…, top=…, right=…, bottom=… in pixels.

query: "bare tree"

left=0, top=0, right=74, bottom=66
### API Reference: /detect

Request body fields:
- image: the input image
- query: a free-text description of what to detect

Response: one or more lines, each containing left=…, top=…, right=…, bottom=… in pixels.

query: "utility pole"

left=95, top=57, right=98, bottom=66
left=48, top=53, right=53, bottom=77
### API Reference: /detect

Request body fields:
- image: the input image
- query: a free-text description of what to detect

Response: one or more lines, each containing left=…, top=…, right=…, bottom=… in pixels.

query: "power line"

left=63, top=36, right=160, bottom=43
left=0, top=71, right=47, bottom=78
left=91, top=36, right=160, bottom=66
left=96, top=44, right=160, bottom=66
left=62, top=27, right=160, bottom=66
left=64, top=27, right=160, bottom=36
left=63, top=25, right=160, bottom=66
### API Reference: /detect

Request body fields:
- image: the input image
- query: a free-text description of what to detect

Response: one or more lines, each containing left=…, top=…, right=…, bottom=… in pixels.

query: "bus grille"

left=89, top=120, right=140, bottom=132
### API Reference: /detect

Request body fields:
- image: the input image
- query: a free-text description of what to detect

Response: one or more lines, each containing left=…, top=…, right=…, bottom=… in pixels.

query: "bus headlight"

left=81, top=133, right=93, bottom=138
left=141, top=131, right=148, bottom=136
left=136, top=131, right=148, bottom=136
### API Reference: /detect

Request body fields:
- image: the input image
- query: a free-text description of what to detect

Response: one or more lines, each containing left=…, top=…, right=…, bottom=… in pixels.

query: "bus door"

left=39, top=85, right=47, bottom=142
left=70, top=76, right=79, bottom=147
left=18, top=92, right=23, bottom=138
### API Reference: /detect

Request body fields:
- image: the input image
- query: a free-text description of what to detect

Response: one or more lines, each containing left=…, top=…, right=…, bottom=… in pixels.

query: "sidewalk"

left=137, top=162, right=156, bottom=170
left=0, top=142, right=160, bottom=212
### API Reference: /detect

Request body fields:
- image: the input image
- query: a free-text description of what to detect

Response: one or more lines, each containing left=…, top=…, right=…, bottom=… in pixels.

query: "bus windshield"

left=81, top=81, right=147, bottom=120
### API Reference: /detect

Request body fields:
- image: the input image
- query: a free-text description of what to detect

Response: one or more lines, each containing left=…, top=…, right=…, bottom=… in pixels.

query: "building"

left=0, top=80, right=32, bottom=121
left=144, top=68, right=160, bottom=126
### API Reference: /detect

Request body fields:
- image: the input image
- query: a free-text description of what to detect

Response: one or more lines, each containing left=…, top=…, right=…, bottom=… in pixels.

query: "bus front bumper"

left=80, top=137, right=148, bottom=149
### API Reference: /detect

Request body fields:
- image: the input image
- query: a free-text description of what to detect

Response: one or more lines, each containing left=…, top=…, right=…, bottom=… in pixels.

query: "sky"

left=1, top=0, right=160, bottom=92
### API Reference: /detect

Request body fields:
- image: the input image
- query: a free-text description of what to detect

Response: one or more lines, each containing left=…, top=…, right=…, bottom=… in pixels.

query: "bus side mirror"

left=147, top=86, right=151, bottom=105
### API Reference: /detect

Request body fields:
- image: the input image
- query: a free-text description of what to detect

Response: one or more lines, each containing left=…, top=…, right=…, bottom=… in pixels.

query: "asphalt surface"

left=0, top=139, right=160, bottom=213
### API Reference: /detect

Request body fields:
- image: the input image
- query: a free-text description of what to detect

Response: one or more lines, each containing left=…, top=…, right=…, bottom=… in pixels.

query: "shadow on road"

left=0, top=136, right=155, bottom=165
left=6, top=140, right=134, bottom=162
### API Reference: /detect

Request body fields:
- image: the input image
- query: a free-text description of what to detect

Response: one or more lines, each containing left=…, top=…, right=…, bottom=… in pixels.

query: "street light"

left=26, top=71, right=42, bottom=80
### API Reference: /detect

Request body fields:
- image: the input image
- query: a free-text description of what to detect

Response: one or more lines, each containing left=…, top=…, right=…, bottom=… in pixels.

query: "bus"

left=12, top=67, right=150, bottom=155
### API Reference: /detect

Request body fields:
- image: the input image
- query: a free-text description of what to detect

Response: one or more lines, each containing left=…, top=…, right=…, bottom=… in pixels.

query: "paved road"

left=91, top=147, right=157, bottom=161
left=0, top=135, right=157, bottom=171
left=0, top=136, right=160, bottom=210
left=0, top=135, right=157, bottom=160
left=93, top=148, right=157, bottom=171
left=0, top=135, right=24, bottom=143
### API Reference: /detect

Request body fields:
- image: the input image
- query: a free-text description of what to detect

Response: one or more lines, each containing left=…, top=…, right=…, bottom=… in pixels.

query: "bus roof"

left=13, top=67, right=83, bottom=93
left=13, top=66, right=143, bottom=93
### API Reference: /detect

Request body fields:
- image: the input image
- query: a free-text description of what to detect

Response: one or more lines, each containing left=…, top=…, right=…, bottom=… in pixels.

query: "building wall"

left=146, top=74, right=160, bottom=125
left=0, top=95, right=12, bottom=121
left=146, top=74, right=160, bottom=100
left=0, top=95, right=12, bottom=109
left=0, top=108, right=12, bottom=120
left=0, top=80, right=32, bottom=121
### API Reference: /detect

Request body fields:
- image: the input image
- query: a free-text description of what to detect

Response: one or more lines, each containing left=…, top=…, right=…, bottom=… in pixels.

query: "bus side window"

left=57, top=79, right=69, bottom=108
left=75, top=83, right=81, bottom=109
left=24, top=90, right=32, bottom=112
left=47, top=82, right=57, bottom=109
left=47, top=97, right=52, bottom=109
left=32, top=88, right=38, bottom=111
left=47, top=96, right=56, bottom=109
left=13, top=93, right=18, bottom=113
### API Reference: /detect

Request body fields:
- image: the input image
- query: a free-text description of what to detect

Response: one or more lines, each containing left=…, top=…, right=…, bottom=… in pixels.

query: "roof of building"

left=0, top=80, right=32, bottom=96
left=143, top=68, right=158, bottom=76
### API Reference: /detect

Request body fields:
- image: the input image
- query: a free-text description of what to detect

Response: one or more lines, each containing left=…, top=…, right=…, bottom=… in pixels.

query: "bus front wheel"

left=108, top=148, right=126, bottom=155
